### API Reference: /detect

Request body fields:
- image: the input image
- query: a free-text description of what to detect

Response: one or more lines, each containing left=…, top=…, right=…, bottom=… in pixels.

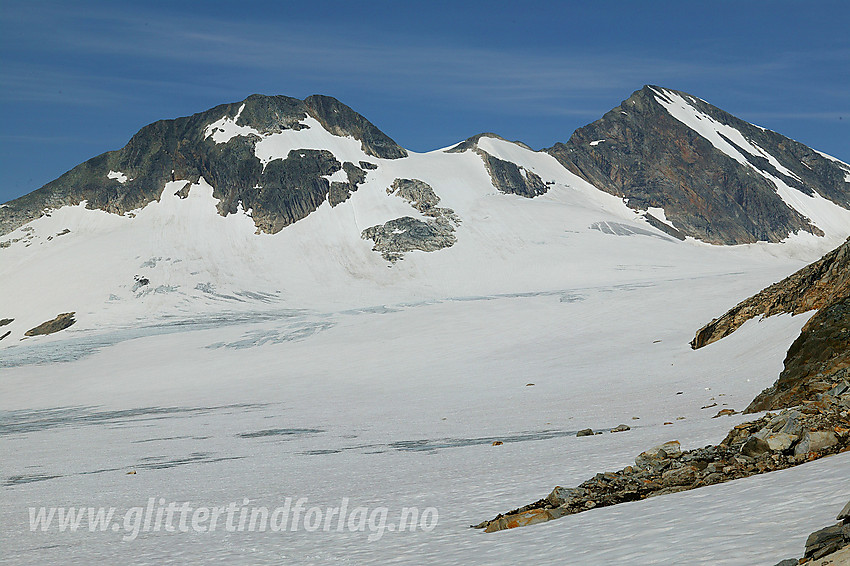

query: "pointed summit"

left=547, top=85, right=850, bottom=244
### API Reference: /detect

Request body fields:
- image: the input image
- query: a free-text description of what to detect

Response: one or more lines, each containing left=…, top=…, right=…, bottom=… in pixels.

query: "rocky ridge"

left=748, top=297, right=850, bottom=412
left=692, top=237, right=850, bottom=349
left=690, top=237, right=849, bottom=412
left=475, top=385, right=850, bottom=533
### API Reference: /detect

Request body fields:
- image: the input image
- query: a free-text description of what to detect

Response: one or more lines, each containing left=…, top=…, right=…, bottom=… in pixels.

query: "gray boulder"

left=635, top=440, right=681, bottom=468
left=794, top=431, right=839, bottom=456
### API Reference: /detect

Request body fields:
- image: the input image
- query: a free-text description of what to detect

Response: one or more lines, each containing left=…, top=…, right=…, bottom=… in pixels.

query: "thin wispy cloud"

left=6, top=3, right=841, bottom=118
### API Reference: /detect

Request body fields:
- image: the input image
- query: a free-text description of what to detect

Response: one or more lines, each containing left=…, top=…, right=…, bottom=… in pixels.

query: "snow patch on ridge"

left=254, top=116, right=368, bottom=166
left=645, top=207, right=677, bottom=230
left=202, top=107, right=373, bottom=172
left=323, top=168, right=349, bottom=184
left=107, top=170, right=130, bottom=184
left=204, top=104, right=261, bottom=143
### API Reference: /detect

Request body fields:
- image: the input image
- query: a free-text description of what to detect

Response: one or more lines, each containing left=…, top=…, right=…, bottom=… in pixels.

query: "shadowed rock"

left=747, top=296, right=850, bottom=412
left=479, top=151, right=548, bottom=198
left=445, top=133, right=547, bottom=198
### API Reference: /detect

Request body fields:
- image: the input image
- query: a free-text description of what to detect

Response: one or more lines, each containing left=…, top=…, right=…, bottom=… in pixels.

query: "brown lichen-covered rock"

left=24, top=312, right=76, bottom=336
left=689, top=237, right=850, bottom=413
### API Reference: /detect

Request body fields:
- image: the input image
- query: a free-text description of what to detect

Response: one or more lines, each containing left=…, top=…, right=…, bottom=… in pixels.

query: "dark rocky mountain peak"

left=0, top=94, right=406, bottom=237
left=547, top=85, right=850, bottom=244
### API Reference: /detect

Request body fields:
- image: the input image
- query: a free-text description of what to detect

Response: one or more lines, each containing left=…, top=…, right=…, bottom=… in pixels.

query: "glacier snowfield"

left=3, top=266, right=849, bottom=565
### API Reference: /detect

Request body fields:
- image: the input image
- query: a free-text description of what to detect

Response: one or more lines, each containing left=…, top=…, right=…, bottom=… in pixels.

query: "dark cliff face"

left=446, top=133, right=548, bottom=198
left=0, top=94, right=405, bottom=237
left=547, top=86, right=849, bottom=244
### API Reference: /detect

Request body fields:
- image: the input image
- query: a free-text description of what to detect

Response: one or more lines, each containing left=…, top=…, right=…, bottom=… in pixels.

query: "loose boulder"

left=635, top=441, right=681, bottom=469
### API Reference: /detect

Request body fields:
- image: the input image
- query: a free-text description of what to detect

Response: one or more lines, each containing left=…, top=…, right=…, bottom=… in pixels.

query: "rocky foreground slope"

left=474, top=385, right=850, bottom=533
left=775, top=500, right=850, bottom=565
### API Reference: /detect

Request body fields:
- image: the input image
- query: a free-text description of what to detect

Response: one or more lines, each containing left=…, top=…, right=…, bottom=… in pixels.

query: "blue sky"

left=1, top=0, right=848, bottom=203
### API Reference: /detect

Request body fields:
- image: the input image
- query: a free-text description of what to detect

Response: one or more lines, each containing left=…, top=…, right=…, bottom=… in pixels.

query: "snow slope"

left=1, top=267, right=844, bottom=565
left=2, top=110, right=848, bottom=345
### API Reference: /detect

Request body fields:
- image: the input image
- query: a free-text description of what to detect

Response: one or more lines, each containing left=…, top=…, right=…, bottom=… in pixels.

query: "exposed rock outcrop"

left=24, top=313, right=76, bottom=336
left=445, top=133, right=548, bottom=198
left=689, top=238, right=850, bottom=412
left=692, top=238, right=850, bottom=349
left=475, top=388, right=850, bottom=533
left=361, top=179, right=460, bottom=261
left=479, top=151, right=548, bottom=198
left=250, top=151, right=367, bottom=233
left=546, top=86, right=850, bottom=244
left=0, top=94, right=396, bottom=237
